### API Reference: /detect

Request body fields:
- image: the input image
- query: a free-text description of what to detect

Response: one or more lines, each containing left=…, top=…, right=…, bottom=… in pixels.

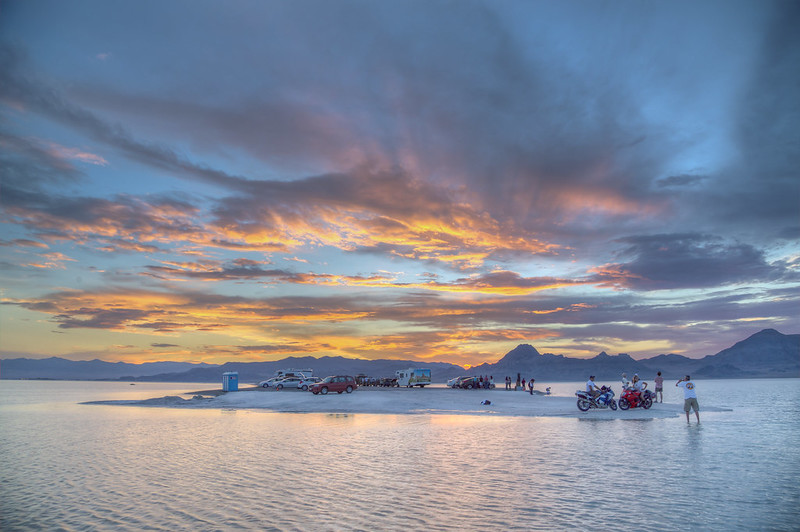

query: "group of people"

left=585, top=371, right=700, bottom=422
left=474, top=375, right=494, bottom=389
left=504, top=374, right=536, bottom=394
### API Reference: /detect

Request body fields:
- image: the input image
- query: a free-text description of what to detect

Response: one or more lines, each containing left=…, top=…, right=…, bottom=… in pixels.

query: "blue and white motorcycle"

left=576, top=386, right=617, bottom=411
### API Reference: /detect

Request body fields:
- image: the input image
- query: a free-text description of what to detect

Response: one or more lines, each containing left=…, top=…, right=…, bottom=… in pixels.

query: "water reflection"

left=1, top=380, right=799, bottom=532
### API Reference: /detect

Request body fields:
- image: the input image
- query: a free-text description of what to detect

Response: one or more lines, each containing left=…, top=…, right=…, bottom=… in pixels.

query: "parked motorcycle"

left=576, top=386, right=617, bottom=411
left=618, top=383, right=654, bottom=410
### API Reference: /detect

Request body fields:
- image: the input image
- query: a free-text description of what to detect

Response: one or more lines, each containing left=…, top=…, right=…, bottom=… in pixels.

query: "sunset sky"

left=1, top=0, right=798, bottom=366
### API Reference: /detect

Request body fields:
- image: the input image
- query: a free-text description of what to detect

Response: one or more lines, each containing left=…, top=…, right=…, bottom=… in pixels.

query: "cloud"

left=588, top=233, right=796, bottom=290
left=0, top=43, right=246, bottom=190
left=5, top=280, right=797, bottom=360
left=1, top=2, right=798, bottom=364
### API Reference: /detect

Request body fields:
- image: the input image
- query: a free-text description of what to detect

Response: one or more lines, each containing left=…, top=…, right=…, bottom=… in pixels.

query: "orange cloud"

left=4, top=286, right=578, bottom=365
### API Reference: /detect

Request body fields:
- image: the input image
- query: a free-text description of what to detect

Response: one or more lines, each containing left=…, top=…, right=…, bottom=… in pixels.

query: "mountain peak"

left=497, top=344, right=541, bottom=364
left=750, top=328, right=781, bottom=338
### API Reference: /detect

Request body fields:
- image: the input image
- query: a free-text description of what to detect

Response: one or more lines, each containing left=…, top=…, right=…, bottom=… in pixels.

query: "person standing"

left=654, top=371, right=664, bottom=403
left=676, top=375, right=700, bottom=423
left=529, top=378, right=535, bottom=395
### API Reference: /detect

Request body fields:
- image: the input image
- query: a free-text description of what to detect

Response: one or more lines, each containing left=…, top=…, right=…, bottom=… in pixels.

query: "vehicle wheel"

left=301, top=385, right=308, bottom=391
left=312, top=390, right=319, bottom=395
left=262, top=383, right=269, bottom=388
left=610, top=400, right=618, bottom=411
left=276, top=384, right=283, bottom=390
left=577, top=399, right=591, bottom=412
left=321, top=387, right=328, bottom=395
left=466, top=384, right=473, bottom=389
left=346, top=386, right=353, bottom=393
left=619, top=398, right=630, bottom=410
left=643, top=397, right=653, bottom=409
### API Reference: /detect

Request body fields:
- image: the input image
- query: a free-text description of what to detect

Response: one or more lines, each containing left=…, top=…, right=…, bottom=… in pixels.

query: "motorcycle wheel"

left=643, top=397, right=653, bottom=409
left=577, top=399, right=591, bottom=412
left=618, top=397, right=630, bottom=410
left=609, top=400, right=617, bottom=411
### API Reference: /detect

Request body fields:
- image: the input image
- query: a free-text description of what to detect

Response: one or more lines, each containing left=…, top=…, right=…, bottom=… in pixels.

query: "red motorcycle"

left=618, top=384, right=654, bottom=410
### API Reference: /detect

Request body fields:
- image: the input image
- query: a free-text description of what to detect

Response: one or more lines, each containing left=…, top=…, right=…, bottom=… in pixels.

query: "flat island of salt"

left=84, top=386, right=731, bottom=419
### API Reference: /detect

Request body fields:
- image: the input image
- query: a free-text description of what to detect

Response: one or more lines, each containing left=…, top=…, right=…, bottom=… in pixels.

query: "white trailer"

left=395, top=368, right=431, bottom=388
left=274, top=368, right=313, bottom=379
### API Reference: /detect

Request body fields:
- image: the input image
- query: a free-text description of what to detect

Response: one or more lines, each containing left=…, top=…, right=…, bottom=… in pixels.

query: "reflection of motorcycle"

left=618, top=384, right=654, bottom=410
left=576, top=386, right=617, bottom=411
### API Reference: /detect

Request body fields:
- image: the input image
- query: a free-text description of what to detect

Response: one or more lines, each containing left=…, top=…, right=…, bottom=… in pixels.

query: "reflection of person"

left=676, top=375, right=700, bottom=423
left=654, top=371, right=664, bottom=403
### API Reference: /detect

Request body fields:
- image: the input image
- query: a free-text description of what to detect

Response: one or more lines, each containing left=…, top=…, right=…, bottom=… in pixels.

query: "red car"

left=310, top=375, right=358, bottom=395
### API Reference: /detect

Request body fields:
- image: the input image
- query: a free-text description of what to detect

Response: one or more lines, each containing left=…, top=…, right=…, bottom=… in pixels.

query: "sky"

left=1, top=0, right=798, bottom=367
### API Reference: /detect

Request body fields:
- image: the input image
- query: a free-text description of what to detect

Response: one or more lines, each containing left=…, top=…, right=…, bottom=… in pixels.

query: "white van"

left=395, top=368, right=431, bottom=388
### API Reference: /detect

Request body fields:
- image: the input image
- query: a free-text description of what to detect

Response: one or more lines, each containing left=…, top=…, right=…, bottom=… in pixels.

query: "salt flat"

left=85, top=386, right=731, bottom=419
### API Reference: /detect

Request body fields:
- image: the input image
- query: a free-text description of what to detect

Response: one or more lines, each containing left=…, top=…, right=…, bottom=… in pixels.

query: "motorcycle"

left=618, top=383, right=654, bottom=410
left=576, top=385, right=617, bottom=411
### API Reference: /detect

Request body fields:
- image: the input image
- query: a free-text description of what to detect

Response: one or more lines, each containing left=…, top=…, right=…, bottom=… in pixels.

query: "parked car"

left=448, top=376, right=470, bottom=388
left=310, top=376, right=358, bottom=395
left=298, top=377, right=322, bottom=391
left=457, top=376, right=481, bottom=389
left=258, top=377, right=283, bottom=388
left=275, top=376, right=306, bottom=390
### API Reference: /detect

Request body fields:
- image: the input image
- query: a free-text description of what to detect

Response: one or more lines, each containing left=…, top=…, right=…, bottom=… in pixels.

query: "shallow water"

left=1, top=379, right=798, bottom=531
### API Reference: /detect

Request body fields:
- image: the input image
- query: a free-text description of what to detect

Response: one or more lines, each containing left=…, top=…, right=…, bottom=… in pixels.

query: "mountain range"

left=2, top=329, right=797, bottom=383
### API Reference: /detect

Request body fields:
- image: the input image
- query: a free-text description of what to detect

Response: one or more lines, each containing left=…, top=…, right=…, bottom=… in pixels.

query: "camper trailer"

left=395, top=368, right=431, bottom=388
left=274, top=368, right=313, bottom=379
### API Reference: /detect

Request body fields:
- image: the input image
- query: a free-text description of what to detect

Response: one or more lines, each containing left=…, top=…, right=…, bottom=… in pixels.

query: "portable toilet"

left=222, top=371, right=239, bottom=392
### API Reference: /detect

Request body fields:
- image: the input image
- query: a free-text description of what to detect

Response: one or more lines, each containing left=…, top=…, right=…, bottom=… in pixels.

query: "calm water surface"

left=1, top=379, right=798, bottom=531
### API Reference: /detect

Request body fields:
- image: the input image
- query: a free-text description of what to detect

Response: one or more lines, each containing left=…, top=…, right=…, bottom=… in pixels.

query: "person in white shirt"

left=621, top=373, right=630, bottom=390
left=676, top=375, right=700, bottom=423
left=586, top=375, right=601, bottom=399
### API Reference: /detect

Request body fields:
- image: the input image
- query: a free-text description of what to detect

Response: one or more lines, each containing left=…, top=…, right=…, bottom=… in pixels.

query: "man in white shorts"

left=676, top=375, right=699, bottom=423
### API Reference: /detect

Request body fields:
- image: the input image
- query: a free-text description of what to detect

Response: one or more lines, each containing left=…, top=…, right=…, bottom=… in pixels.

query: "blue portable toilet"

left=222, top=371, right=239, bottom=392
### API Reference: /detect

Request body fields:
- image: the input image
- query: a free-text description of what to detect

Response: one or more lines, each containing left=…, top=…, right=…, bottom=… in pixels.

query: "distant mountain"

left=694, top=329, right=799, bottom=375
left=2, top=329, right=797, bottom=383
left=0, top=357, right=217, bottom=380
left=473, top=329, right=798, bottom=382
left=131, top=356, right=466, bottom=384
